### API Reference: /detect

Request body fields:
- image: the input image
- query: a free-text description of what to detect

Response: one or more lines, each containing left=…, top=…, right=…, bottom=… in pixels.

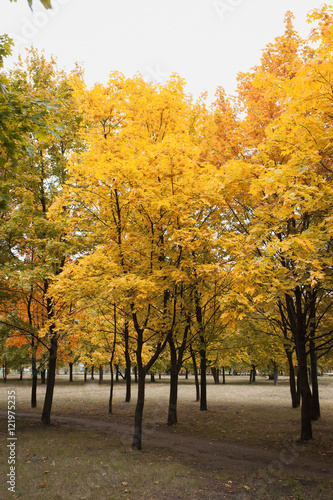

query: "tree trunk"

left=296, top=367, right=301, bottom=405
left=222, top=366, right=226, bottom=384
left=286, top=350, right=299, bottom=408
left=134, top=365, right=138, bottom=383
left=41, top=333, right=57, bottom=425
left=150, top=373, right=155, bottom=383
left=132, top=367, right=145, bottom=450
left=185, top=369, right=188, bottom=380
left=286, top=290, right=312, bottom=440
left=124, top=322, right=131, bottom=402
left=31, top=354, right=37, bottom=408
left=199, top=346, right=207, bottom=411
left=309, top=340, right=320, bottom=420
left=115, top=364, right=119, bottom=382
left=309, top=294, right=320, bottom=421
left=99, top=365, right=103, bottom=385
left=109, top=362, right=114, bottom=414
left=84, top=367, right=87, bottom=382
left=20, top=369, right=23, bottom=380
left=91, top=366, right=94, bottom=380
left=211, top=367, right=220, bottom=384
left=273, top=362, right=278, bottom=386
left=69, top=362, right=73, bottom=382
left=251, top=364, right=256, bottom=382
left=190, top=345, right=200, bottom=402
left=40, top=370, right=46, bottom=384
left=168, top=338, right=178, bottom=425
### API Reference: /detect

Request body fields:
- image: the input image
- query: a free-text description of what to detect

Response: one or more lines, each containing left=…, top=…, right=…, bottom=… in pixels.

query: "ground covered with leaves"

left=1, top=375, right=332, bottom=499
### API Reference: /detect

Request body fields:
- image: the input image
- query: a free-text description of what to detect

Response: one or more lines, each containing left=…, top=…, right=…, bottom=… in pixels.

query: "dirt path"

left=1, top=410, right=332, bottom=481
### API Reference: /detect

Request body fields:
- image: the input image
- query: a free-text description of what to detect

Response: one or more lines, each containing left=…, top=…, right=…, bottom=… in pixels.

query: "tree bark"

left=309, top=293, right=320, bottom=421
left=124, top=322, right=131, bottom=402
left=286, top=289, right=312, bottom=440
left=211, top=367, right=220, bottom=384
left=99, top=365, right=103, bottom=385
left=190, top=344, right=200, bottom=402
left=41, top=332, right=57, bottom=425
left=109, top=362, right=114, bottom=414
left=40, top=370, right=46, bottom=384
left=199, top=346, right=207, bottom=411
left=91, top=366, right=94, bottom=380
left=31, top=354, right=37, bottom=408
left=222, top=366, right=226, bottom=384
left=309, top=341, right=320, bottom=420
left=69, top=362, right=73, bottom=382
left=168, top=338, right=178, bottom=425
left=132, top=367, right=145, bottom=450
left=286, top=350, right=299, bottom=408
left=273, top=362, right=278, bottom=386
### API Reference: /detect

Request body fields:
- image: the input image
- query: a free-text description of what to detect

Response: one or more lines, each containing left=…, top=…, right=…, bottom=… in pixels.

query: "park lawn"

left=2, top=374, right=331, bottom=460
left=1, top=375, right=333, bottom=499
left=0, top=417, right=332, bottom=500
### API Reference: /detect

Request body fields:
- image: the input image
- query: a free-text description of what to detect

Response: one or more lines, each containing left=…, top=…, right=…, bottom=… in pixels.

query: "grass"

left=1, top=374, right=333, bottom=499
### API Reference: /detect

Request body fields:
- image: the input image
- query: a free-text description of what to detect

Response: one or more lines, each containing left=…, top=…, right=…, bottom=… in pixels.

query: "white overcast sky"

left=0, top=0, right=329, bottom=101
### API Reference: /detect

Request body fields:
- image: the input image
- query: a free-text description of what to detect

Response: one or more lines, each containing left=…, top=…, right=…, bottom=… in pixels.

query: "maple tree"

left=49, top=70, right=236, bottom=448
left=0, top=48, right=83, bottom=424
left=221, top=6, right=333, bottom=440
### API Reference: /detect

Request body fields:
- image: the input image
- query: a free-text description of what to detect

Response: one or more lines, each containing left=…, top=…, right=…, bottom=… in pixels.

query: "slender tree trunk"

left=40, top=370, right=46, bottom=384
left=200, top=346, right=207, bottom=411
left=20, top=369, right=23, bottom=380
left=41, top=332, right=57, bottom=425
left=69, top=362, right=73, bottom=382
left=115, top=364, right=119, bottom=383
left=190, top=345, right=200, bottom=402
left=273, top=362, right=278, bottom=386
left=309, top=293, right=320, bottom=421
left=251, top=364, right=256, bottom=382
left=286, top=290, right=312, bottom=440
left=309, top=341, right=320, bottom=420
left=134, top=365, right=138, bottom=383
left=109, top=362, right=114, bottom=414
left=296, top=367, right=301, bottom=405
left=185, top=369, right=188, bottom=380
left=124, top=322, right=131, bottom=402
left=132, top=367, right=145, bottom=450
left=84, top=367, right=87, bottom=382
left=286, top=350, right=299, bottom=408
left=91, top=366, right=94, bottom=380
left=249, top=368, right=253, bottom=384
left=211, top=367, right=219, bottom=384
left=222, top=366, right=226, bottom=384
left=168, top=339, right=178, bottom=425
left=99, top=365, right=103, bottom=385
left=31, top=354, right=37, bottom=408
left=168, top=368, right=178, bottom=425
